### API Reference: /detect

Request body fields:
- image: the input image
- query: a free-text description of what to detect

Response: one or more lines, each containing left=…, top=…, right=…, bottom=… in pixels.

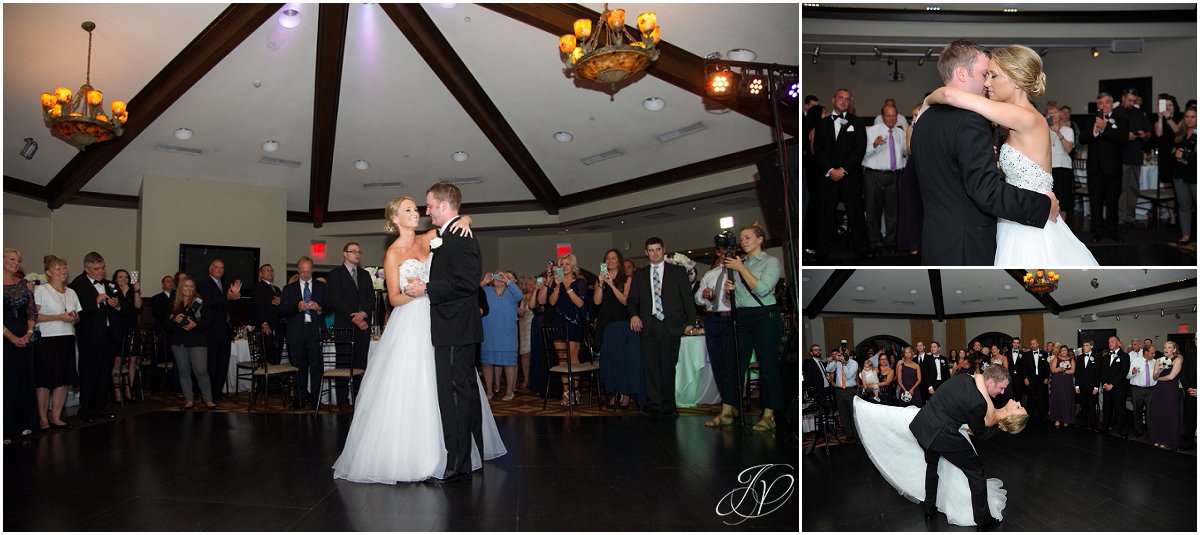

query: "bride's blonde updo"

left=990, top=44, right=1046, bottom=97
left=383, top=196, right=415, bottom=234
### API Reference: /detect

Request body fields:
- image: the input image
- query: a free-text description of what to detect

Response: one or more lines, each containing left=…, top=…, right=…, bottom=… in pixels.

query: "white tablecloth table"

left=676, top=336, right=722, bottom=408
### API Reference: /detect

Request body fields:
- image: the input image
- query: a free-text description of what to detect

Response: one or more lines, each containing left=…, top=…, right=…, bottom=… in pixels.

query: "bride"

left=332, top=197, right=506, bottom=484
left=923, top=44, right=1098, bottom=266
left=854, top=372, right=1025, bottom=526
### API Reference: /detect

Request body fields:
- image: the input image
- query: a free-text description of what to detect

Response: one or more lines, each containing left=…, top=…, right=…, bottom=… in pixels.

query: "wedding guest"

left=1049, top=102, right=1077, bottom=221
left=1153, top=95, right=1182, bottom=226
left=1172, top=106, right=1196, bottom=244
left=953, top=354, right=975, bottom=376
left=622, top=259, right=636, bottom=280
left=1026, top=339, right=1050, bottom=420
left=253, top=264, right=283, bottom=365
left=812, top=87, right=871, bottom=260
left=1115, top=88, right=1153, bottom=228
left=1079, top=92, right=1128, bottom=242
left=548, top=252, right=588, bottom=407
left=877, top=354, right=896, bottom=406
left=872, top=98, right=909, bottom=129
left=724, top=224, right=784, bottom=432
left=987, top=345, right=1011, bottom=399
left=1049, top=345, right=1077, bottom=429
left=169, top=278, right=217, bottom=410
left=1076, top=339, right=1102, bottom=431
left=517, top=277, right=536, bottom=390
left=1128, top=342, right=1158, bottom=438
left=859, top=358, right=881, bottom=402
left=696, top=248, right=736, bottom=425
left=327, top=243, right=375, bottom=412
left=196, top=258, right=241, bottom=403
left=480, top=271, right=522, bottom=401
left=110, top=269, right=142, bottom=403
left=895, top=103, right=924, bottom=255
left=1149, top=341, right=1183, bottom=450
left=1180, top=343, right=1197, bottom=451
left=862, top=104, right=907, bottom=252
left=895, top=346, right=922, bottom=407
left=3, top=248, right=39, bottom=442
left=33, top=255, right=80, bottom=430
left=280, top=257, right=327, bottom=410
left=825, top=349, right=859, bottom=441
left=1128, top=338, right=1143, bottom=362
left=69, top=252, right=120, bottom=423
left=1100, top=336, right=1133, bottom=436
left=924, top=341, right=951, bottom=396
left=1008, top=338, right=1027, bottom=406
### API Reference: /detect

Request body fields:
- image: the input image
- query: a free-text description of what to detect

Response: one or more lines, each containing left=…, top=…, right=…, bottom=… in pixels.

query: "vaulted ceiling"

left=3, top=3, right=799, bottom=227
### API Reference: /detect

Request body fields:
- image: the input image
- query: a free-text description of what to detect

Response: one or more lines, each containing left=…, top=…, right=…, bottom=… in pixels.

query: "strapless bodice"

left=999, top=144, right=1053, bottom=194
left=398, top=258, right=430, bottom=290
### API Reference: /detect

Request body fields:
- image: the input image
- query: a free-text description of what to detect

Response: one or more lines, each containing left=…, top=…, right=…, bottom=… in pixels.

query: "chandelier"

left=559, top=4, right=660, bottom=87
left=40, top=22, right=127, bottom=150
left=1023, top=269, right=1060, bottom=294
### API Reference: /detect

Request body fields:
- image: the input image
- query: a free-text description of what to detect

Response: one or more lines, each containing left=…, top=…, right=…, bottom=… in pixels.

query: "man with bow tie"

left=812, top=88, right=870, bottom=261
left=1099, top=336, right=1132, bottom=437
left=923, top=342, right=951, bottom=396
left=1008, top=338, right=1027, bottom=407
left=1075, top=339, right=1102, bottom=431
left=1078, top=91, right=1129, bottom=243
left=1024, top=338, right=1050, bottom=420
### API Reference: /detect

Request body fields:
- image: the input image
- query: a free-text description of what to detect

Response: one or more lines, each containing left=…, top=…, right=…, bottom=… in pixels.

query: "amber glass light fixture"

left=40, top=21, right=127, bottom=150
left=559, top=3, right=660, bottom=89
left=1022, top=269, right=1060, bottom=294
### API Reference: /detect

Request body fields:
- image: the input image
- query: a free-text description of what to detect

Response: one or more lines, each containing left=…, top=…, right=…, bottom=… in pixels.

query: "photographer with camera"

left=169, top=277, right=216, bottom=410
left=1172, top=106, right=1196, bottom=245
left=696, top=242, right=737, bottom=427
left=722, top=223, right=784, bottom=432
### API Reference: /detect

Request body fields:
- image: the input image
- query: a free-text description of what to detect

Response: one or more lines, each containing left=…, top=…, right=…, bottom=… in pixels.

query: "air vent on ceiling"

left=961, top=299, right=984, bottom=304
left=441, top=177, right=482, bottom=185
left=640, top=211, right=676, bottom=220
left=1110, top=38, right=1143, bottom=53
left=892, top=300, right=915, bottom=305
left=581, top=149, right=623, bottom=166
left=579, top=224, right=610, bottom=231
left=996, top=296, right=1019, bottom=301
left=259, top=156, right=301, bottom=168
left=655, top=121, right=707, bottom=143
left=154, top=143, right=202, bottom=156
left=851, top=298, right=877, bottom=304
left=713, top=195, right=758, bottom=206
left=363, top=181, right=405, bottom=189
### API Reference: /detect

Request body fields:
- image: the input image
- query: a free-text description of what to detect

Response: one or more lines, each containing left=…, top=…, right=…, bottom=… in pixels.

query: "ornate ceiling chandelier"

left=559, top=4, right=660, bottom=88
left=1023, top=269, right=1059, bottom=294
left=40, top=21, right=127, bottom=150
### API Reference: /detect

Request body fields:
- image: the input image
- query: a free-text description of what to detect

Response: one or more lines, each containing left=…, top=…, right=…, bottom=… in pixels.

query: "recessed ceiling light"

left=955, top=289, right=963, bottom=294
left=727, top=48, right=757, bottom=61
left=278, top=9, right=302, bottom=29
left=642, top=97, right=666, bottom=111
left=262, top=140, right=279, bottom=152
left=354, top=159, right=370, bottom=170
left=452, top=151, right=469, bottom=162
left=1003, top=284, right=1013, bottom=290
left=439, top=3, right=457, bottom=8
left=174, top=128, right=193, bottom=141
left=553, top=131, right=573, bottom=143
left=855, top=285, right=865, bottom=291
left=909, top=289, right=918, bottom=294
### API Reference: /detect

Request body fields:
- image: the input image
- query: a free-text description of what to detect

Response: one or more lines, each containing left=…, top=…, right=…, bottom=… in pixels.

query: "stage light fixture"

left=1134, top=313, right=1140, bottom=319
left=812, top=45, right=820, bottom=65
left=1116, top=316, right=1121, bottom=321
left=740, top=69, right=767, bottom=101
left=705, top=64, right=736, bottom=99
left=873, top=46, right=881, bottom=58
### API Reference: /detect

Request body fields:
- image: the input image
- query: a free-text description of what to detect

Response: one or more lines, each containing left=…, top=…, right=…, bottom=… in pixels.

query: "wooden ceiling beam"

left=804, top=269, right=855, bottom=319
left=484, top=3, right=797, bottom=137
left=929, top=269, right=945, bottom=321
left=308, top=4, right=350, bottom=229
left=44, top=4, right=283, bottom=209
left=381, top=3, right=561, bottom=214
left=1005, top=269, right=1062, bottom=315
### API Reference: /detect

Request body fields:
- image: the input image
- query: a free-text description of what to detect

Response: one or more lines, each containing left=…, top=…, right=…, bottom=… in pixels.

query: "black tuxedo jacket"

left=1025, top=350, right=1051, bottom=384
left=196, top=275, right=232, bottom=340
left=924, top=354, right=952, bottom=391
left=1007, top=348, right=1026, bottom=381
left=803, top=357, right=828, bottom=390
left=1076, top=353, right=1102, bottom=392
left=1078, top=111, right=1129, bottom=175
left=253, top=280, right=282, bottom=332
left=279, top=278, right=328, bottom=348
left=812, top=112, right=867, bottom=180
left=68, top=273, right=122, bottom=345
left=427, top=217, right=483, bottom=347
left=626, top=262, right=696, bottom=337
left=909, top=373, right=999, bottom=452
left=151, top=291, right=175, bottom=332
left=911, top=104, right=1051, bottom=265
left=1101, top=349, right=1131, bottom=389
left=326, top=265, right=375, bottom=329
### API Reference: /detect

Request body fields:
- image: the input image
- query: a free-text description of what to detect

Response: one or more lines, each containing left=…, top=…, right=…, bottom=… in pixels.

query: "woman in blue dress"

left=480, top=270, right=523, bottom=401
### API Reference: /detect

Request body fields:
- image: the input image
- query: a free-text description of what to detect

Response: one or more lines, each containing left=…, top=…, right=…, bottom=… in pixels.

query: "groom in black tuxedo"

left=406, top=183, right=482, bottom=482
left=912, top=39, right=1057, bottom=265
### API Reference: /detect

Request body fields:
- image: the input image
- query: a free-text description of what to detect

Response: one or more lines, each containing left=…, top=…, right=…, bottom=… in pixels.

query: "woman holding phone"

left=110, top=269, right=142, bottom=403
left=546, top=253, right=587, bottom=406
left=594, top=249, right=634, bottom=409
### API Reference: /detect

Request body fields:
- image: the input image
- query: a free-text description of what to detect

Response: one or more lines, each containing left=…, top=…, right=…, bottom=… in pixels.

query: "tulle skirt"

left=995, top=217, right=1098, bottom=266
left=332, top=296, right=506, bottom=484
left=853, top=397, right=1007, bottom=526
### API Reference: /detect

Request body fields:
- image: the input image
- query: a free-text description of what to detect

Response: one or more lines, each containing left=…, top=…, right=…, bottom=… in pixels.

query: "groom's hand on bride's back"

left=1045, top=192, right=1059, bottom=223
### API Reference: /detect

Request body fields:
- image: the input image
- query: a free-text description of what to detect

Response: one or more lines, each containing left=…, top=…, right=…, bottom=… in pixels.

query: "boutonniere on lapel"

left=430, top=237, right=443, bottom=251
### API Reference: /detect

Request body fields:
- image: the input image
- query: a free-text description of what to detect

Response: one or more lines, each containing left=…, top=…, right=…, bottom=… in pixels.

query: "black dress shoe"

left=440, top=470, right=470, bottom=483
left=50, top=423, right=71, bottom=430
left=923, top=509, right=936, bottom=522
left=977, top=517, right=1003, bottom=531
left=639, top=407, right=660, bottom=417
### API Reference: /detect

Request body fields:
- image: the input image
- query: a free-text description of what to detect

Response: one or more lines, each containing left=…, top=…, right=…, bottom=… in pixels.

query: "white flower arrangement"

left=430, top=237, right=443, bottom=250
left=364, top=266, right=386, bottom=290
left=666, top=252, right=697, bottom=283
left=24, top=272, right=48, bottom=286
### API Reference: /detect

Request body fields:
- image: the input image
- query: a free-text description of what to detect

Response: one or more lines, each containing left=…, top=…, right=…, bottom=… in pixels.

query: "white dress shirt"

left=694, top=267, right=731, bottom=313
left=863, top=122, right=908, bottom=171
left=873, top=113, right=909, bottom=129
left=1128, top=356, right=1158, bottom=387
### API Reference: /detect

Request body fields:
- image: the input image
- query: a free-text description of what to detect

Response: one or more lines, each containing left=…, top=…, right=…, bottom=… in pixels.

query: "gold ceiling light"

left=1023, top=269, right=1060, bottom=294
left=40, top=21, right=127, bottom=150
left=559, top=4, right=660, bottom=88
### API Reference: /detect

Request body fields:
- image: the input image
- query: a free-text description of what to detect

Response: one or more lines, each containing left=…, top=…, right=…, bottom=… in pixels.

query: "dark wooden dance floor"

left=4, top=412, right=797, bottom=531
left=802, top=421, right=1197, bottom=531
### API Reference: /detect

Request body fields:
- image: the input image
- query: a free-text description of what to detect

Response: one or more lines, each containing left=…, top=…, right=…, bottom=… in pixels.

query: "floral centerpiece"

left=364, top=266, right=386, bottom=291
left=666, top=252, right=697, bottom=283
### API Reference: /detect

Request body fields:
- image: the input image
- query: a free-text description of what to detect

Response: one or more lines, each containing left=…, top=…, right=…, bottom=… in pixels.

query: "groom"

left=909, top=366, right=1020, bottom=530
left=405, top=182, right=483, bottom=483
left=912, top=39, right=1058, bottom=265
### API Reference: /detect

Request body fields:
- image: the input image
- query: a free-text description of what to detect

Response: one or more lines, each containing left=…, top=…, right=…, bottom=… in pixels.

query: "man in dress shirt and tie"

left=280, top=257, right=328, bottom=410
left=253, top=264, right=283, bottom=365
left=327, top=243, right=376, bottom=413
left=627, top=237, right=696, bottom=417
left=824, top=349, right=859, bottom=443
left=1075, top=340, right=1102, bottom=431
left=1128, top=345, right=1158, bottom=438
left=862, top=104, right=908, bottom=252
left=811, top=87, right=870, bottom=260
left=695, top=248, right=738, bottom=425
left=1008, top=338, right=1026, bottom=407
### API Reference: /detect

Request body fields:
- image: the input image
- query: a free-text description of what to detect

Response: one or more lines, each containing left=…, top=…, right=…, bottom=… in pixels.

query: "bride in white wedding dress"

left=924, top=44, right=1098, bottom=266
left=332, top=197, right=505, bottom=484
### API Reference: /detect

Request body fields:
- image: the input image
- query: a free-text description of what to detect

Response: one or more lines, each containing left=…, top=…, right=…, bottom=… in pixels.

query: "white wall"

left=3, top=192, right=138, bottom=276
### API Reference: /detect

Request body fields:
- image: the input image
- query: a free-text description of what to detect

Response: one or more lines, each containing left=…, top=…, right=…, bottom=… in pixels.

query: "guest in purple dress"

left=1049, top=346, right=1077, bottom=428
left=895, top=103, right=924, bottom=255
left=1149, top=341, right=1184, bottom=450
left=896, top=346, right=923, bottom=407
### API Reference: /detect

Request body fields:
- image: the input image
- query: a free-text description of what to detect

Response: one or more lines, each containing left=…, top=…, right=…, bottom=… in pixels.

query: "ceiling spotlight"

left=19, top=138, right=38, bottom=160
left=812, top=45, right=820, bottom=64
left=174, top=128, right=193, bottom=141
left=705, top=64, right=736, bottom=98
left=955, top=289, right=963, bottom=294
left=1091, top=47, right=1100, bottom=58
left=278, top=8, right=302, bottom=29
left=1161, top=309, right=1165, bottom=317
left=740, top=70, right=767, bottom=100
left=1038, top=48, right=1049, bottom=56
left=873, top=46, right=881, bottom=58
left=855, top=285, right=865, bottom=291
left=451, top=151, right=469, bottom=162
left=642, top=97, right=666, bottom=111
left=727, top=48, right=757, bottom=62
left=850, top=56, right=856, bottom=65
left=1134, top=313, right=1140, bottom=319
left=1116, top=316, right=1121, bottom=321
left=909, top=289, right=918, bottom=294
left=353, top=159, right=370, bottom=170
left=1003, top=284, right=1012, bottom=290
left=553, top=131, right=574, bottom=142
left=262, top=140, right=279, bottom=152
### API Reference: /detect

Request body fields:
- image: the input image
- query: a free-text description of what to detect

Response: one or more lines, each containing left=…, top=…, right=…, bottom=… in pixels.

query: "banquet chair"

left=317, top=328, right=364, bottom=413
left=1137, top=174, right=1175, bottom=229
left=244, top=329, right=297, bottom=412
left=1072, top=156, right=1090, bottom=216
left=113, top=330, right=148, bottom=405
left=136, top=330, right=174, bottom=396
left=541, top=325, right=601, bottom=412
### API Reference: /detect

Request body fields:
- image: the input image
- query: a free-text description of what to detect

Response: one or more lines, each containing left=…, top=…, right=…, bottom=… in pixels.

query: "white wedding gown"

left=853, top=397, right=1007, bottom=527
left=332, top=257, right=506, bottom=484
left=994, top=144, right=1099, bottom=266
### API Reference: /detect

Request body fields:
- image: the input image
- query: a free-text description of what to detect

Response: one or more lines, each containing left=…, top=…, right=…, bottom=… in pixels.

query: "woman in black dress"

left=1149, top=341, right=1183, bottom=450
left=110, top=269, right=142, bottom=403
left=545, top=253, right=588, bottom=407
left=876, top=354, right=896, bottom=406
left=593, top=249, right=635, bottom=410
left=3, top=248, right=38, bottom=443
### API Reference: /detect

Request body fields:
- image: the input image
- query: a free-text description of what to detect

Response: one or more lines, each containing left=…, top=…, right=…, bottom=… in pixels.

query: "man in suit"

left=1007, top=338, right=1026, bottom=406
left=327, top=243, right=375, bottom=412
left=923, top=341, right=952, bottom=397
left=909, top=366, right=1024, bottom=530
left=1024, top=338, right=1050, bottom=420
left=280, top=256, right=328, bottom=410
left=69, top=252, right=121, bottom=423
left=912, top=39, right=1056, bottom=265
left=1099, top=335, right=1132, bottom=436
left=252, top=264, right=283, bottom=365
left=1075, top=339, right=1102, bottom=431
left=627, top=237, right=697, bottom=417
left=1078, top=91, right=1129, bottom=242
left=150, top=275, right=176, bottom=343
left=811, top=87, right=871, bottom=260
left=402, top=182, right=483, bottom=483
left=914, top=340, right=929, bottom=392
left=196, top=259, right=241, bottom=403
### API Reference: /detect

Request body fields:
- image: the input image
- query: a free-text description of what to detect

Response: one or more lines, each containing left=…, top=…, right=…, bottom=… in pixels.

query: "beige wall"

left=3, top=192, right=138, bottom=277
left=139, top=174, right=287, bottom=287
